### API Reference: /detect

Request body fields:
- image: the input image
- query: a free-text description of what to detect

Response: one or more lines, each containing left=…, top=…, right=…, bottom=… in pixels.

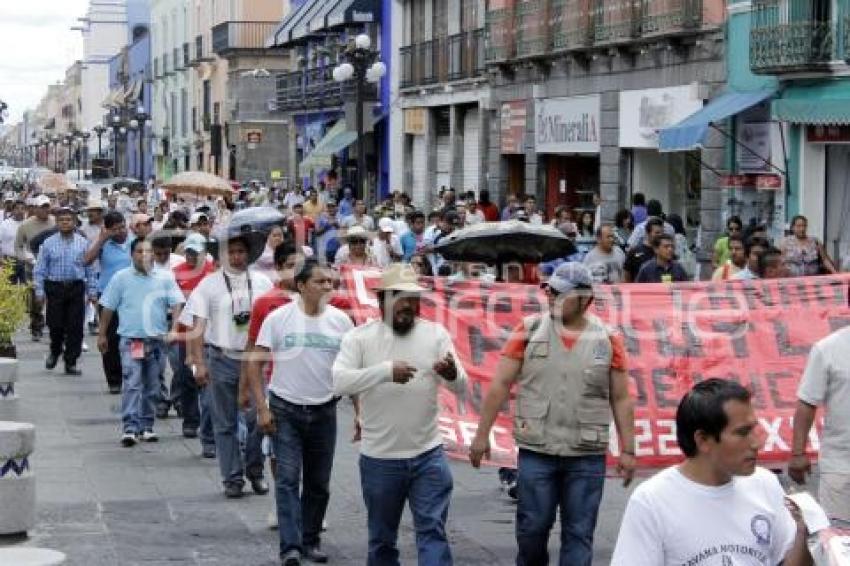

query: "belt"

left=206, top=344, right=244, bottom=356
left=271, top=392, right=340, bottom=411
left=45, top=279, right=83, bottom=287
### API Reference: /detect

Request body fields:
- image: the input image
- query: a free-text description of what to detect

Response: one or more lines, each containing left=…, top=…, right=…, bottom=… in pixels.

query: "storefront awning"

left=300, top=120, right=358, bottom=172
left=658, top=88, right=777, bottom=152
left=325, top=0, right=379, bottom=28
left=267, top=0, right=317, bottom=48
left=126, top=80, right=143, bottom=103
left=292, top=0, right=333, bottom=42
left=772, top=99, right=850, bottom=125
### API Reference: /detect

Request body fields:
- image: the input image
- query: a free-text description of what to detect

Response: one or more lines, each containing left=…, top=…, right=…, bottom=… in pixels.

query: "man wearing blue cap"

left=469, top=262, right=636, bottom=566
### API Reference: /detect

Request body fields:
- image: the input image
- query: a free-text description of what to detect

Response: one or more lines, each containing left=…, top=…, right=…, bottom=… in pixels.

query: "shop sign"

left=500, top=100, right=526, bottom=154
left=404, top=108, right=426, bottom=135
left=270, top=170, right=282, bottom=180
left=736, top=122, right=772, bottom=173
left=719, top=173, right=782, bottom=190
left=619, top=85, right=704, bottom=148
left=244, top=129, right=263, bottom=145
left=535, top=95, right=600, bottom=154
left=807, top=125, right=850, bottom=143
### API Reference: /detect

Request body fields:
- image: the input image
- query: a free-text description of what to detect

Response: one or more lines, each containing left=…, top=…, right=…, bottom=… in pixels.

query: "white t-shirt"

left=0, top=217, right=21, bottom=256
left=181, top=269, right=273, bottom=351
left=371, top=235, right=402, bottom=268
left=256, top=301, right=353, bottom=405
left=333, top=319, right=467, bottom=459
left=798, top=326, right=850, bottom=473
left=611, top=466, right=797, bottom=566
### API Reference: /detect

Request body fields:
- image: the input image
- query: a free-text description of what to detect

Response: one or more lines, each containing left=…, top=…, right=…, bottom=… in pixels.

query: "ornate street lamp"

left=92, top=125, right=107, bottom=159
left=332, top=33, right=386, bottom=207
left=51, top=135, right=60, bottom=172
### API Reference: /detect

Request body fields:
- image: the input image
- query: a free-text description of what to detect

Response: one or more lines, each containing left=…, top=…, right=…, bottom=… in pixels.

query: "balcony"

left=192, top=35, right=214, bottom=65
left=400, top=31, right=486, bottom=90
left=516, top=0, right=549, bottom=57
left=640, top=0, right=720, bottom=37
left=750, top=0, right=841, bottom=74
left=550, top=0, right=595, bottom=50
left=183, top=42, right=191, bottom=68
left=163, top=53, right=173, bottom=76
left=173, top=47, right=183, bottom=71
left=275, top=68, right=378, bottom=112
left=595, top=0, right=640, bottom=44
left=212, top=21, right=279, bottom=56
left=486, top=3, right=516, bottom=61
left=154, top=56, right=162, bottom=79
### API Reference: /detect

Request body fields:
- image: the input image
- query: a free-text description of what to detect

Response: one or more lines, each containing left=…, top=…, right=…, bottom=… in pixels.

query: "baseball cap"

left=190, top=212, right=209, bottom=224
left=34, top=195, right=51, bottom=207
left=183, top=232, right=207, bottom=254
left=546, top=262, right=593, bottom=295
left=378, top=217, right=395, bottom=233
left=131, top=213, right=152, bottom=226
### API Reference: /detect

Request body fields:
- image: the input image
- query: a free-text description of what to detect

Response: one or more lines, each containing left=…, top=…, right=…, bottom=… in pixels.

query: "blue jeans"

left=205, top=346, right=264, bottom=486
left=167, top=342, right=199, bottom=428
left=119, top=337, right=166, bottom=435
left=199, top=384, right=214, bottom=449
left=359, top=446, right=453, bottom=566
left=269, top=394, right=337, bottom=556
left=515, top=450, right=606, bottom=566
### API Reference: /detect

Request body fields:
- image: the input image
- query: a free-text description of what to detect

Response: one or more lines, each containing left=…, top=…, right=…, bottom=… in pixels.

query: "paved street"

left=0, top=335, right=631, bottom=566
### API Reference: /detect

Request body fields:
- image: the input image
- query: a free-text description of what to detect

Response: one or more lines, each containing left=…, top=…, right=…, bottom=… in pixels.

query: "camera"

left=233, top=312, right=250, bottom=326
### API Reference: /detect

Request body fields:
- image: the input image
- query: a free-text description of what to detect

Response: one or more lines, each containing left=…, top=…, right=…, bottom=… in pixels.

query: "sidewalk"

left=0, top=335, right=628, bottom=565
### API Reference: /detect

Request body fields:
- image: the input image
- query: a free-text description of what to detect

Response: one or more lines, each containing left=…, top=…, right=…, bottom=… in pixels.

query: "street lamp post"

left=82, top=131, right=91, bottom=178
left=93, top=125, right=106, bottom=158
left=51, top=135, right=60, bottom=172
left=62, top=135, right=73, bottom=173
left=332, top=33, right=386, bottom=207
left=111, top=114, right=123, bottom=177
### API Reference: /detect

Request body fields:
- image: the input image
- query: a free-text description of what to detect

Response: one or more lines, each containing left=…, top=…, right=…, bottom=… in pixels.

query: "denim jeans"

left=199, top=385, right=214, bottom=449
left=119, top=337, right=166, bottom=435
left=359, top=445, right=453, bottom=566
left=166, top=342, right=199, bottom=428
left=205, top=345, right=263, bottom=486
left=515, top=450, right=606, bottom=566
left=269, top=394, right=337, bottom=557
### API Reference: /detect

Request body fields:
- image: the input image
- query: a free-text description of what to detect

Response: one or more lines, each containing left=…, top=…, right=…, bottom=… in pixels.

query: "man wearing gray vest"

left=469, top=262, right=636, bottom=566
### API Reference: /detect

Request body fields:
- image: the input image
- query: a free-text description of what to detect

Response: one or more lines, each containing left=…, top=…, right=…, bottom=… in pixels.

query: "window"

left=203, top=80, right=211, bottom=117
left=192, top=106, right=197, bottom=132
left=213, top=102, right=220, bottom=125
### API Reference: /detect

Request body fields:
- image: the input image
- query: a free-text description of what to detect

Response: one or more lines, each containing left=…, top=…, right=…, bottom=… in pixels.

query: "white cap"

left=378, top=217, right=395, bottom=233
left=34, top=195, right=51, bottom=207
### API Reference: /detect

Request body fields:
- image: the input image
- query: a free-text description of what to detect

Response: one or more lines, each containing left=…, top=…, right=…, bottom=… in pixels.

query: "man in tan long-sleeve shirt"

left=333, top=264, right=466, bottom=566
left=15, top=195, right=55, bottom=340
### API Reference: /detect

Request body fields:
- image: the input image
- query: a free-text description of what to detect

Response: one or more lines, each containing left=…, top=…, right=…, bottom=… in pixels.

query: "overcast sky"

left=0, top=0, right=89, bottom=124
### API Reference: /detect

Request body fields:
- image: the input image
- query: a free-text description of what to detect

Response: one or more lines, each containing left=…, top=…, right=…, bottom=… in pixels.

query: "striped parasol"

left=37, top=173, right=75, bottom=194
left=162, top=171, right=234, bottom=198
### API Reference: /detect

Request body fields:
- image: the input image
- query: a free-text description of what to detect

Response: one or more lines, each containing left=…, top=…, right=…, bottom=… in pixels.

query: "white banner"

left=535, top=95, right=600, bottom=154
left=619, top=85, right=704, bottom=148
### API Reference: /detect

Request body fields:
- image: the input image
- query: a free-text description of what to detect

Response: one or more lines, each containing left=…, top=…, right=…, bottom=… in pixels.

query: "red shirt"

left=172, top=259, right=215, bottom=297
left=247, top=287, right=353, bottom=343
left=287, top=216, right=315, bottom=247
left=479, top=202, right=500, bottom=222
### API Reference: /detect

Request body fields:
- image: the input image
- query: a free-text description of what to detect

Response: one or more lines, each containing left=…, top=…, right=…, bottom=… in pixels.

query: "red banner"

left=339, top=270, right=850, bottom=468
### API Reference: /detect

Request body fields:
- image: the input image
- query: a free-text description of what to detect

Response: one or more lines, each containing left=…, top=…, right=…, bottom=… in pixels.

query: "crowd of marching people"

left=0, top=171, right=847, bottom=566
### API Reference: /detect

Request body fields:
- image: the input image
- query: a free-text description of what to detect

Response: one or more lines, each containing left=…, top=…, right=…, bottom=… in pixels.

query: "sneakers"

left=249, top=477, right=269, bottom=495
left=224, top=483, right=244, bottom=499
left=281, top=550, right=301, bottom=566
left=45, top=353, right=59, bottom=370
left=64, top=364, right=82, bottom=376
left=155, top=403, right=170, bottom=419
left=302, top=545, right=328, bottom=564
left=201, top=444, right=216, bottom=459
left=182, top=425, right=198, bottom=439
left=121, top=433, right=137, bottom=447
left=140, top=431, right=159, bottom=442
left=108, top=384, right=122, bottom=395
left=267, top=509, right=278, bottom=530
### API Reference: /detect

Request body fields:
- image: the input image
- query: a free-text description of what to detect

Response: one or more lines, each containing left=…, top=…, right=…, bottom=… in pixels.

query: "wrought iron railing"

left=275, top=69, right=377, bottom=110
left=551, top=0, right=595, bottom=49
left=420, top=40, right=437, bottom=84
left=486, top=2, right=516, bottom=61
left=174, top=47, right=182, bottom=71
left=516, top=0, right=550, bottom=56
left=183, top=42, right=190, bottom=67
left=595, top=0, right=640, bottom=43
left=750, top=0, right=836, bottom=72
left=163, top=53, right=171, bottom=75
left=400, top=45, right=414, bottom=88
left=195, top=35, right=205, bottom=61
left=153, top=56, right=161, bottom=79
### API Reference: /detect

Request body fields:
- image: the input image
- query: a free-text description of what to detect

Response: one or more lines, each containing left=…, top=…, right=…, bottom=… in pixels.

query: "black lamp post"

left=129, top=106, right=150, bottom=182
left=93, top=125, right=106, bottom=158
left=51, top=135, right=60, bottom=172
left=332, top=33, right=386, bottom=208
left=111, top=114, right=124, bottom=177
left=62, top=135, right=73, bottom=173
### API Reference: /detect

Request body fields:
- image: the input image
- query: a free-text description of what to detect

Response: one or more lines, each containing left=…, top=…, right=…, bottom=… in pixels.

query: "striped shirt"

left=34, top=232, right=96, bottom=298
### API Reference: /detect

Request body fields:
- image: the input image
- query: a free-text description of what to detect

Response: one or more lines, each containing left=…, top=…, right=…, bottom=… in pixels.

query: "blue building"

left=104, top=0, right=152, bottom=181
left=269, top=0, right=390, bottom=201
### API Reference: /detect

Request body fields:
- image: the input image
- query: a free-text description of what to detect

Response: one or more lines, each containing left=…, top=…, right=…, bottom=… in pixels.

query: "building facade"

left=745, top=0, right=850, bottom=268
left=395, top=0, right=489, bottom=209
left=270, top=0, right=391, bottom=197
left=482, top=0, right=727, bottom=255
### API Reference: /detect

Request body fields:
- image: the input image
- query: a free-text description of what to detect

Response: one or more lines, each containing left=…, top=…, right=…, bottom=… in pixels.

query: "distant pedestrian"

left=583, top=224, right=625, bottom=284
left=623, top=217, right=664, bottom=282
left=711, top=233, right=747, bottom=281
left=34, top=207, right=97, bottom=375
left=712, top=216, right=743, bottom=269
left=780, top=214, right=836, bottom=276
left=334, top=264, right=467, bottom=565
left=630, top=192, right=647, bottom=225
left=15, top=194, right=55, bottom=341
left=98, top=237, right=184, bottom=447
left=635, top=234, right=689, bottom=283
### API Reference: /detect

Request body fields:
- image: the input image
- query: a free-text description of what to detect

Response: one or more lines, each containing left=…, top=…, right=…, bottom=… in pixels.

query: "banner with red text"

left=339, top=269, right=850, bottom=469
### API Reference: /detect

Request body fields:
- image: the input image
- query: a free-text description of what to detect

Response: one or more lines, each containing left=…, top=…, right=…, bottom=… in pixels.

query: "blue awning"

left=658, top=88, right=777, bottom=152
left=266, top=0, right=317, bottom=48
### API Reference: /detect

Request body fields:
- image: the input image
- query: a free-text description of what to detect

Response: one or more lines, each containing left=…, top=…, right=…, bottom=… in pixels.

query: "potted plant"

left=0, top=260, right=29, bottom=359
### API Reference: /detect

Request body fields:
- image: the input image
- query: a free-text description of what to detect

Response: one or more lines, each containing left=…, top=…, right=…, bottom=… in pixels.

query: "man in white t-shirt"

left=251, top=259, right=352, bottom=565
left=612, top=379, right=811, bottom=566
left=583, top=223, right=625, bottom=284
left=789, top=325, right=850, bottom=522
left=372, top=217, right=403, bottom=268
left=182, top=234, right=274, bottom=499
left=333, top=263, right=467, bottom=565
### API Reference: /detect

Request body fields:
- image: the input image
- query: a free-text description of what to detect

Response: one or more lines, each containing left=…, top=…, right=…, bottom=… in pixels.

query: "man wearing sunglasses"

left=469, top=262, right=635, bottom=566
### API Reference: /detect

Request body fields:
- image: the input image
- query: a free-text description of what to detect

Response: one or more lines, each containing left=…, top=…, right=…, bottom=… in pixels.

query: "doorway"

left=825, top=145, right=850, bottom=269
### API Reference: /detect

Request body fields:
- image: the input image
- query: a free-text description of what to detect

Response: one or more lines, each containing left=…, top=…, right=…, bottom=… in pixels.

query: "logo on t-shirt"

left=283, top=333, right=342, bottom=351
left=750, top=514, right=772, bottom=546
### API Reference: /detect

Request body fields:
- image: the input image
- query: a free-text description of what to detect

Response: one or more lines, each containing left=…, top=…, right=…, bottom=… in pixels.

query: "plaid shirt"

left=34, top=232, right=97, bottom=299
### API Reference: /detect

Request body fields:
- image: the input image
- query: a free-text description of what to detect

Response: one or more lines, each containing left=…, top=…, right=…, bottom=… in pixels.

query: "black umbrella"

left=226, top=207, right=286, bottom=265
left=434, top=220, right=576, bottom=264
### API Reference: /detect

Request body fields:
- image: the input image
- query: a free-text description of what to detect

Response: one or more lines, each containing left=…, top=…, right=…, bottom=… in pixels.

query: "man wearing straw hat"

left=333, top=263, right=467, bottom=565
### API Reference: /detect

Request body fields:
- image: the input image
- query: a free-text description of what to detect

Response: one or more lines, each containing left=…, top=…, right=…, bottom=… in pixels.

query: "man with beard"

left=333, top=263, right=467, bottom=565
